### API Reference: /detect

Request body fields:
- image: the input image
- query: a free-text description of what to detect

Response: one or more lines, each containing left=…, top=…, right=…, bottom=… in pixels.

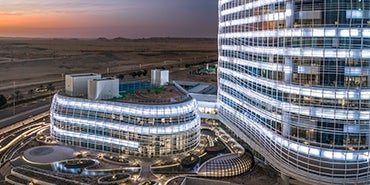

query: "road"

left=0, top=79, right=64, bottom=91
left=0, top=124, right=45, bottom=166
left=0, top=104, right=50, bottom=130
left=0, top=56, right=216, bottom=91
left=0, top=109, right=50, bottom=182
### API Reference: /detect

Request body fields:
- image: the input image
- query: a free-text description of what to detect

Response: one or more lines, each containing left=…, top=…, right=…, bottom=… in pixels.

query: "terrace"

left=116, top=84, right=190, bottom=104
left=59, top=81, right=191, bottom=105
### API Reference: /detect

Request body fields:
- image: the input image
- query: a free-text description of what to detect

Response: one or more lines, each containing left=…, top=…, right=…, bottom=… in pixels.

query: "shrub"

left=0, top=94, right=7, bottom=107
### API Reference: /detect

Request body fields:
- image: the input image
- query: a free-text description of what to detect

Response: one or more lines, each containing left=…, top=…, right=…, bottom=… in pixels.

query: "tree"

left=46, top=83, right=55, bottom=92
left=116, top=74, right=124, bottom=80
left=136, top=71, right=142, bottom=77
left=131, top=72, right=137, bottom=78
left=28, top=89, right=35, bottom=98
left=0, top=94, right=6, bottom=107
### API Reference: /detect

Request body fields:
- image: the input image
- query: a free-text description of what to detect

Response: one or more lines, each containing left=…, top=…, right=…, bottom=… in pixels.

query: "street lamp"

left=13, top=81, right=15, bottom=115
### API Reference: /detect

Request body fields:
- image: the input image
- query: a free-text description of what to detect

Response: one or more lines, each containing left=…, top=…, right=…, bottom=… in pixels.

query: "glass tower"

left=218, top=0, right=370, bottom=184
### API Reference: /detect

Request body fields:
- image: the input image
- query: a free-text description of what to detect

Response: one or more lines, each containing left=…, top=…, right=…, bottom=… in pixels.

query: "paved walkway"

left=138, top=162, right=157, bottom=181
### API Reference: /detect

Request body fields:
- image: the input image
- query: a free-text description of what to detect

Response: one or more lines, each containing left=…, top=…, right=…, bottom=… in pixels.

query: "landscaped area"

left=117, top=84, right=187, bottom=104
left=97, top=173, right=131, bottom=184
left=12, top=166, right=82, bottom=185
left=4, top=125, right=256, bottom=185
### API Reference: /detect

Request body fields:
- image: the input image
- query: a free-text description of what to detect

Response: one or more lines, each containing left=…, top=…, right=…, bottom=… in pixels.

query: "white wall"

left=151, top=69, right=158, bottom=85
left=159, top=70, right=169, bottom=86
left=151, top=69, right=169, bottom=86
left=88, top=78, right=119, bottom=100
left=65, top=74, right=101, bottom=97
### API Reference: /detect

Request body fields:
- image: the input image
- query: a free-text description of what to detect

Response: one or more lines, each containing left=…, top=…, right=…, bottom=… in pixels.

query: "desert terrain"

left=0, top=38, right=218, bottom=118
left=0, top=37, right=217, bottom=88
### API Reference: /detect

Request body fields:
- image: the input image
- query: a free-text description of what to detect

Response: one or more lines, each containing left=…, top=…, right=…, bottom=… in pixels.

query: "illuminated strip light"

left=219, top=67, right=370, bottom=100
left=218, top=90, right=282, bottom=123
left=219, top=80, right=305, bottom=119
left=55, top=94, right=196, bottom=115
left=54, top=94, right=196, bottom=117
left=220, top=82, right=369, bottom=120
left=222, top=45, right=369, bottom=59
left=51, top=113, right=200, bottom=135
left=219, top=12, right=286, bottom=27
left=220, top=56, right=285, bottom=72
left=222, top=66, right=368, bottom=100
left=220, top=0, right=285, bottom=16
left=344, top=67, right=363, bottom=76
left=340, top=29, right=359, bottom=37
left=219, top=102, right=370, bottom=162
left=220, top=28, right=370, bottom=38
left=347, top=10, right=364, bottom=18
left=219, top=0, right=233, bottom=5
left=52, top=126, right=140, bottom=148
left=364, top=29, right=370, bottom=37
left=363, top=50, right=370, bottom=58
left=346, top=10, right=370, bottom=19
left=219, top=89, right=282, bottom=122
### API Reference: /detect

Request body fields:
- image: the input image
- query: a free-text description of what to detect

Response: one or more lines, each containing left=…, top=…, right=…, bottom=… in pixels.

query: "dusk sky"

left=0, top=0, right=218, bottom=38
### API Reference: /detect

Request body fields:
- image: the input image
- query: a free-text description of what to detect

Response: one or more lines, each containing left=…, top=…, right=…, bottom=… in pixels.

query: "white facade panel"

left=159, top=70, right=169, bottom=86
left=151, top=69, right=169, bottom=86
left=65, top=73, right=101, bottom=97
left=151, top=69, right=158, bottom=85
left=88, top=78, right=119, bottom=100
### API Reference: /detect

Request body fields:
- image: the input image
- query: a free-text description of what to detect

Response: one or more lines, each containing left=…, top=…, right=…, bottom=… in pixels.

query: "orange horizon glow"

left=0, top=15, right=73, bottom=28
left=0, top=1, right=217, bottom=38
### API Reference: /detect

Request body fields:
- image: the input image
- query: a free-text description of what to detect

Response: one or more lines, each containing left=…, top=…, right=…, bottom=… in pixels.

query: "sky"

left=0, top=0, right=218, bottom=38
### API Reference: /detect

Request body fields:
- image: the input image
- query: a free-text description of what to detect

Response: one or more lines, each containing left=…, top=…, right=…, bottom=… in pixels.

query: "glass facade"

left=218, top=0, right=370, bottom=184
left=50, top=94, right=201, bottom=158
left=198, top=153, right=254, bottom=177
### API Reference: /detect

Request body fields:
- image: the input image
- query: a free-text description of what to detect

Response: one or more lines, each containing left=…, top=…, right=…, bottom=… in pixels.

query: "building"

left=51, top=79, right=200, bottom=158
left=218, top=0, right=370, bottom=184
left=87, top=78, right=119, bottom=100
left=65, top=73, right=101, bottom=97
left=151, top=69, right=169, bottom=86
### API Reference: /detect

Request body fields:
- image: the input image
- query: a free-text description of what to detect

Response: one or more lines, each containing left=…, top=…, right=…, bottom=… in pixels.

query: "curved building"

left=218, top=0, right=370, bottom=184
left=50, top=85, right=200, bottom=158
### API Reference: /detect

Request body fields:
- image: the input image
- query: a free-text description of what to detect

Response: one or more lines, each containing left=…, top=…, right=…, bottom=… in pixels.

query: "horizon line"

left=0, top=36, right=218, bottom=40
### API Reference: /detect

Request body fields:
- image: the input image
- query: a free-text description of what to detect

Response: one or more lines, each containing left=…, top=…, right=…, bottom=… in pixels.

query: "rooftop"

left=92, top=77, right=117, bottom=81
left=190, top=93, right=217, bottom=103
left=60, top=81, right=191, bottom=104
left=67, top=73, right=100, bottom=77
left=174, top=80, right=217, bottom=94
left=23, top=145, right=75, bottom=163
left=115, top=84, right=190, bottom=104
